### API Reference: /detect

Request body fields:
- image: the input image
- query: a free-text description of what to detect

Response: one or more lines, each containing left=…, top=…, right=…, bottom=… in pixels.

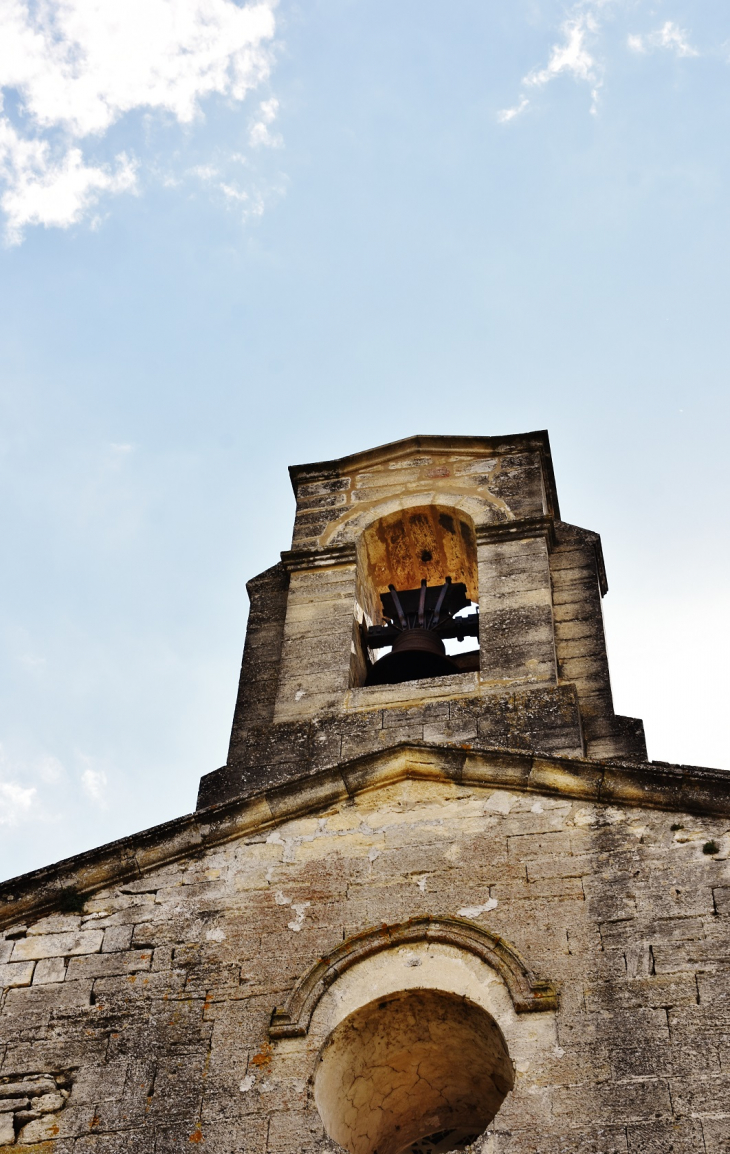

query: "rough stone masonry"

left=1, top=432, right=728, bottom=1154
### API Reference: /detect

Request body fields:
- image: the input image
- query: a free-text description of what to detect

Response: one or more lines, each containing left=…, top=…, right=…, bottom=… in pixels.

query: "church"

left=1, top=431, right=728, bottom=1153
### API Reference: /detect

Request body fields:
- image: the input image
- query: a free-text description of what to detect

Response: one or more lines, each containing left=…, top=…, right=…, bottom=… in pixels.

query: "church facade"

left=1, top=431, right=728, bottom=1154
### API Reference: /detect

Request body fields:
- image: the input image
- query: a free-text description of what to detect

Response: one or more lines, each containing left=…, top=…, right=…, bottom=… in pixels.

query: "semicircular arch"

left=323, top=487, right=510, bottom=551
left=269, top=915, right=557, bottom=1040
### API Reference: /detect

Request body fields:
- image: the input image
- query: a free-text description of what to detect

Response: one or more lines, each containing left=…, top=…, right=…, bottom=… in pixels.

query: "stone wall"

left=2, top=751, right=729, bottom=1153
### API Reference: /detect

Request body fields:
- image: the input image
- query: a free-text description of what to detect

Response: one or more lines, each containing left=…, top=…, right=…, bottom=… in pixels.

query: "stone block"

left=702, top=1118, right=730, bottom=1153
left=26, top=915, right=81, bottom=936
left=626, top=1119, right=705, bottom=1152
left=552, top=1078, right=672, bottom=1123
left=714, top=887, right=730, bottom=916
left=65, top=948, right=153, bottom=981
left=668, top=1074, right=730, bottom=1116
left=0, top=1113, right=14, bottom=1145
left=0, top=1097, right=29, bottom=1112
left=33, top=956, right=66, bottom=984
left=583, top=975, right=700, bottom=1013
left=102, top=925, right=134, bottom=953
left=0, top=961, right=34, bottom=989
left=0, top=1077, right=60, bottom=1099
left=10, top=930, right=103, bottom=961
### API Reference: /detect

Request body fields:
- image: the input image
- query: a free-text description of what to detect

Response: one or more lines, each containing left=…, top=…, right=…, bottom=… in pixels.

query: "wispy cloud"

left=189, top=155, right=280, bottom=222
left=79, top=757, right=108, bottom=806
left=497, top=96, right=529, bottom=125
left=0, top=779, right=36, bottom=825
left=0, top=0, right=278, bottom=243
left=0, top=744, right=64, bottom=824
left=499, top=8, right=601, bottom=122
left=499, top=4, right=701, bottom=124
left=249, top=97, right=281, bottom=148
left=628, top=22, right=699, bottom=58
left=527, top=12, right=598, bottom=87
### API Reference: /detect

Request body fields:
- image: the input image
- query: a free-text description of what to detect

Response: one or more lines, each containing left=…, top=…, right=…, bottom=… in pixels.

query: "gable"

left=2, top=742, right=729, bottom=936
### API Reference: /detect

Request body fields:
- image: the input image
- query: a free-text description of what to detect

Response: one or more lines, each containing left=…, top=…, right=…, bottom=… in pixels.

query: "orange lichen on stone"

left=250, top=1042, right=273, bottom=1068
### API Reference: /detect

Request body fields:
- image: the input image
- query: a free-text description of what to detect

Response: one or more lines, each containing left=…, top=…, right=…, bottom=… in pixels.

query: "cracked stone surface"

left=314, top=989, right=513, bottom=1154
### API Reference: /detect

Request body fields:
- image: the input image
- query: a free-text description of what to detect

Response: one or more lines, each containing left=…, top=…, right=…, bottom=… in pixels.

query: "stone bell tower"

left=4, top=429, right=727, bottom=1154
left=199, top=430, right=646, bottom=809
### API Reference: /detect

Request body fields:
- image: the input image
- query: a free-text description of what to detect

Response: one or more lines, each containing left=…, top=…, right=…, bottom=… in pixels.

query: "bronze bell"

left=364, top=627, right=460, bottom=686
left=363, top=578, right=477, bottom=686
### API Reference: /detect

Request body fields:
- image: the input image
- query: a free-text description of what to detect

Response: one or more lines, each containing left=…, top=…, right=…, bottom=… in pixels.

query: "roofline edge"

left=1, top=743, right=728, bottom=932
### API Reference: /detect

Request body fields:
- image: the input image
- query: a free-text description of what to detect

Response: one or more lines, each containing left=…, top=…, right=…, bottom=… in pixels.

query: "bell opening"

left=353, top=505, right=481, bottom=688
left=363, top=581, right=479, bottom=687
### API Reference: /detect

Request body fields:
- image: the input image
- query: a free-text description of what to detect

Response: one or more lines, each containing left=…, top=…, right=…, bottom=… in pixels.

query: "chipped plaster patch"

left=400, top=951, right=422, bottom=967
left=484, top=791, right=514, bottom=815
left=572, top=805, right=625, bottom=828
left=457, top=899, right=498, bottom=918
left=288, top=902, right=310, bottom=932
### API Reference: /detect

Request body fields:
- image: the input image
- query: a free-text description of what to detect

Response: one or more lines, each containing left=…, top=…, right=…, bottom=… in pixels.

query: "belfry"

left=1, top=432, right=728, bottom=1154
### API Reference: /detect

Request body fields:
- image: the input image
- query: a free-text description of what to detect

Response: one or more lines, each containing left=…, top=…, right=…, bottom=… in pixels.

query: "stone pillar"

left=273, top=546, right=359, bottom=723
left=477, top=525, right=557, bottom=688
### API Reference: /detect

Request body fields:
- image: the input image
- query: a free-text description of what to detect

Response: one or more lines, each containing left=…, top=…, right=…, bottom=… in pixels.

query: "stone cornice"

left=476, top=515, right=556, bottom=551
left=280, top=542, right=357, bottom=572
left=288, top=431, right=560, bottom=521
left=2, top=743, right=729, bottom=931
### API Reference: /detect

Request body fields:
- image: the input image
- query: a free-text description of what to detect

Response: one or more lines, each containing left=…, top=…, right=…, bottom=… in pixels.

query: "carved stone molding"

left=475, top=515, right=556, bottom=550
left=269, top=915, right=558, bottom=1038
left=280, top=542, right=357, bottom=572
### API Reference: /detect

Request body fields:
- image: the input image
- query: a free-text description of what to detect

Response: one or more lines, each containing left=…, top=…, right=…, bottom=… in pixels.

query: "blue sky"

left=1, top=0, right=728, bottom=880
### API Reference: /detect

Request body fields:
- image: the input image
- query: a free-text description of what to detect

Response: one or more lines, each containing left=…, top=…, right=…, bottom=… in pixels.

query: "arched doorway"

left=313, top=987, right=514, bottom=1154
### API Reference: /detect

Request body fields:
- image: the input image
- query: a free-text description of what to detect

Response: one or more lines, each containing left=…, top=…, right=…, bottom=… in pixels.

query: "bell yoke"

left=363, top=577, right=480, bottom=686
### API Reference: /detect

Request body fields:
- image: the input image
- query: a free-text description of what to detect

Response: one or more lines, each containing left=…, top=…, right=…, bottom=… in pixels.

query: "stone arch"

left=269, top=916, right=557, bottom=1039
left=323, top=488, right=509, bottom=552
left=313, top=987, right=514, bottom=1154
left=359, top=504, right=479, bottom=608
left=347, top=502, right=485, bottom=686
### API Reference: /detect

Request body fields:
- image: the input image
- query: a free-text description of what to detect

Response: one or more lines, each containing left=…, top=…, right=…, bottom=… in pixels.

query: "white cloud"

left=628, top=21, right=699, bottom=58
left=249, top=97, right=281, bottom=148
left=498, top=5, right=700, bottom=124
left=498, top=8, right=601, bottom=122
left=527, top=13, right=598, bottom=87
left=497, top=96, right=529, bottom=124
left=0, top=780, right=36, bottom=825
left=80, top=761, right=108, bottom=806
left=189, top=157, right=278, bottom=222
left=0, top=0, right=278, bottom=242
left=38, top=755, right=65, bottom=784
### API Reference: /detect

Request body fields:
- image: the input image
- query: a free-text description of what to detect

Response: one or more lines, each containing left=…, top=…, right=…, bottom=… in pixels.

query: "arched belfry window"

left=353, top=506, right=480, bottom=687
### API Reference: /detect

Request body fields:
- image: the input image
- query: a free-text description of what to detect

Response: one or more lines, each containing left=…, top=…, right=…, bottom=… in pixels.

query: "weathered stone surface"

left=2, top=768, right=729, bottom=1152
left=0, top=433, right=726, bottom=1154
left=0, top=1113, right=13, bottom=1145
left=33, top=955, right=66, bottom=984
left=0, top=961, right=34, bottom=990
left=10, top=930, right=103, bottom=961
